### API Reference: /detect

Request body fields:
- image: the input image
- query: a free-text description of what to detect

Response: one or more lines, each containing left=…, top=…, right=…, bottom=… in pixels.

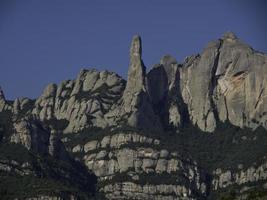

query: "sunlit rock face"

left=214, top=32, right=267, bottom=130
left=180, top=32, right=267, bottom=132
left=180, top=39, right=221, bottom=132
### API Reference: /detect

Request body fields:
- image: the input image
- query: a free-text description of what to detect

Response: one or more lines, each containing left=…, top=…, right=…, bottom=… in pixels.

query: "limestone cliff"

left=180, top=32, right=267, bottom=132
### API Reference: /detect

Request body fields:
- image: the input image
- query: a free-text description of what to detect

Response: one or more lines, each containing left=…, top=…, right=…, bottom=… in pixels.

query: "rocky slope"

left=0, top=32, right=267, bottom=199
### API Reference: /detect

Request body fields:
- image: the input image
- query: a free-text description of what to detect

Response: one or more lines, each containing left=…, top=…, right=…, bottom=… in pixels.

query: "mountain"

left=0, top=32, right=267, bottom=200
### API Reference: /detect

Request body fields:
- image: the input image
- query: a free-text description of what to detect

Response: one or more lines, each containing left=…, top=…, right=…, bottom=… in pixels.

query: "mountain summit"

left=0, top=33, right=267, bottom=199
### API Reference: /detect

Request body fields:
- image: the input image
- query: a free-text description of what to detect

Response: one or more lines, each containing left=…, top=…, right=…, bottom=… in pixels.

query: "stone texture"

left=180, top=32, right=267, bottom=131
left=214, top=32, right=267, bottom=129
left=147, top=55, right=189, bottom=129
left=5, top=32, right=267, bottom=133
left=80, top=132, right=207, bottom=199
left=10, top=120, right=32, bottom=150
left=13, top=97, right=33, bottom=115
left=10, top=119, right=68, bottom=160
left=84, top=140, right=99, bottom=152
left=180, top=40, right=221, bottom=132
left=212, top=159, right=267, bottom=190
left=1, top=32, right=267, bottom=200
left=101, top=182, right=202, bottom=200
left=31, top=69, right=125, bottom=133
left=108, top=35, right=162, bottom=131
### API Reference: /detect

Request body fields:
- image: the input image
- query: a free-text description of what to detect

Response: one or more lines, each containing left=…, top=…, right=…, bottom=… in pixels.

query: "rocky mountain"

left=0, top=32, right=267, bottom=199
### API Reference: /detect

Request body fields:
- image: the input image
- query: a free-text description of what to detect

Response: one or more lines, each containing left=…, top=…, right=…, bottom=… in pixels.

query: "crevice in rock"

left=254, top=87, right=264, bottom=109
left=51, top=86, right=57, bottom=120
left=224, top=96, right=229, bottom=120
left=172, top=68, right=190, bottom=128
left=232, top=70, right=248, bottom=78
left=205, top=172, right=213, bottom=198
left=208, top=39, right=223, bottom=123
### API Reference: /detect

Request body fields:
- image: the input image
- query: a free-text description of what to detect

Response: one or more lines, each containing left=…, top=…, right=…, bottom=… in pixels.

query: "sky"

left=0, top=0, right=267, bottom=99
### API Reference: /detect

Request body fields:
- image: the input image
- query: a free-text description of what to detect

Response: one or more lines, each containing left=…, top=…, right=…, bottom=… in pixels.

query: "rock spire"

left=119, top=35, right=162, bottom=130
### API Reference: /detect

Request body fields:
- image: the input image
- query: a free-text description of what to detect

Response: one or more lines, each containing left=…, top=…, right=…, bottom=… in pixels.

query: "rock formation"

left=31, top=69, right=125, bottom=133
left=147, top=55, right=189, bottom=130
left=180, top=32, right=267, bottom=132
left=107, top=35, right=162, bottom=131
left=71, top=132, right=208, bottom=199
left=1, top=33, right=267, bottom=199
left=215, top=32, right=267, bottom=129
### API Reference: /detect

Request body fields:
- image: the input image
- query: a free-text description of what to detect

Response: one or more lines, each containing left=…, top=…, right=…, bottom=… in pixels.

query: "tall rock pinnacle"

left=118, top=35, right=162, bottom=130
left=124, top=35, right=146, bottom=96
left=122, top=35, right=147, bottom=112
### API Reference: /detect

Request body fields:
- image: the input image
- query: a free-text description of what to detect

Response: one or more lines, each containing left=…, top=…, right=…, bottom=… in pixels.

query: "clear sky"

left=0, top=0, right=266, bottom=99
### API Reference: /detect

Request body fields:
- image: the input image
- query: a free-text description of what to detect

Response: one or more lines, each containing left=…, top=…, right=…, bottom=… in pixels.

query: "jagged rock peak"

left=160, top=54, right=177, bottom=66
left=159, top=55, right=178, bottom=82
left=0, top=86, right=5, bottom=100
left=115, top=35, right=162, bottom=131
left=130, top=35, right=142, bottom=57
left=222, top=31, right=238, bottom=41
left=42, top=83, right=57, bottom=98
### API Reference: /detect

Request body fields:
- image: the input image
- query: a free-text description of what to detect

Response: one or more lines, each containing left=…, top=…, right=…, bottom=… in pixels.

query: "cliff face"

left=71, top=132, right=208, bottom=199
left=180, top=32, right=267, bottom=132
left=1, top=32, right=267, bottom=199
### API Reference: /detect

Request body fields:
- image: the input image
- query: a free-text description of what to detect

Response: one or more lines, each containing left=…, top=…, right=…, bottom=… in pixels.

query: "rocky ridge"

left=1, top=32, right=267, bottom=133
left=0, top=32, right=267, bottom=199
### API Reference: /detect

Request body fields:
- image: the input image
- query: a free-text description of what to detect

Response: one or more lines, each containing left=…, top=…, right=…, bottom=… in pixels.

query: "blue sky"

left=0, top=0, right=266, bottom=99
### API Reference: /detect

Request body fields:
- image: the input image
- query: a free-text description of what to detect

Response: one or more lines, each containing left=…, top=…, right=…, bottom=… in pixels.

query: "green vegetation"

left=110, top=122, right=267, bottom=171
left=0, top=137, right=97, bottom=199
left=0, top=148, right=97, bottom=199
left=138, top=171, right=185, bottom=186
left=0, top=143, right=32, bottom=164
left=0, top=173, right=85, bottom=200
left=210, top=182, right=267, bottom=200
left=173, top=122, right=267, bottom=171
left=43, top=118, right=69, bottom=131
left=246, top=188, right=267, bottom=200
left=0, top=110, right=13, bottom=142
